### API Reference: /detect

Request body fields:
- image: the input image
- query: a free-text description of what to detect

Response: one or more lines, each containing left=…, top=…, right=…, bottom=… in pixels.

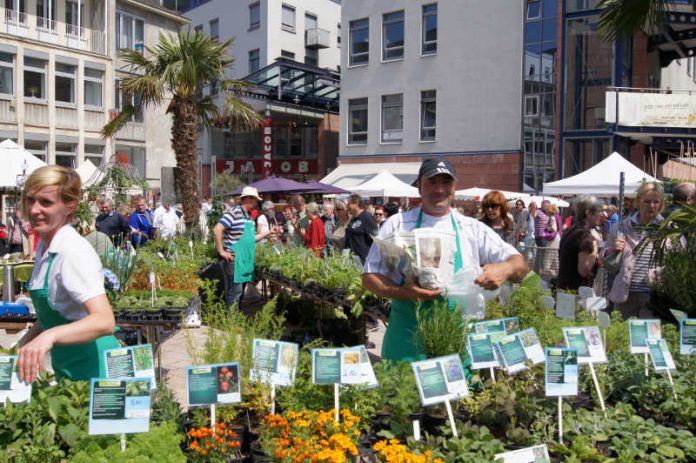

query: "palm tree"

left=102, top=31, right=262, bottom=229
left=598, top=0, right=692, bottom=42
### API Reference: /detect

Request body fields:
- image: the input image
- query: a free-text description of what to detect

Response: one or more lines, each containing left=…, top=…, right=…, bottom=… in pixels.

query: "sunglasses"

left=483, top=204, right=500, bottom=210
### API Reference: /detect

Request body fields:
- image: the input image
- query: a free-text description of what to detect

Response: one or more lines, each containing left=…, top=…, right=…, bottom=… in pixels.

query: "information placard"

left=647, top=339, right=676, bottom=371
left=311, top=346, right=377, bottom=386
left=88, top=378, right=152, bottom=435
left=545, top=348, right=578, bottom=397
left=411, top=355, right=469, bottom=406
left=187, top=363, right=241, bottom=406
left=629, top=319, right=661, bottom=354
left=680, top=319, right=696, bottom=355
left=0, top=356, right=32, bottom=404
left=467, top=333, right=500, bottom=370
left=496, top=333, right=529, bottom=374
left=250, top=339, right=299, bottom=386
left=556, top=293, right=576, bottom=321
left=495, top=444, right=551, bottom=462
left=104, top=344, right=156, bottom=389
left=471, top=317, right=520, bottom=343
left=562, top=326, right=607, bottom=364
left=518, top=328, right=545, bottom=365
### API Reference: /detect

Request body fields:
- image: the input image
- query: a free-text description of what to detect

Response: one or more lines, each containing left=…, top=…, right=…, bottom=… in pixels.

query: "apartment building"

left=0, top=0, right=187, bottom=192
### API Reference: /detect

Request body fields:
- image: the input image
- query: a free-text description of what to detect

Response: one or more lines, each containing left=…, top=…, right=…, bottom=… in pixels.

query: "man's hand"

left=474, top=263, right=511, bottom=290
left=400, top=275, right=442, bottom=300
left=362, top=273, right=441, bottom=302
left=219, top=250, right=234, bottom=262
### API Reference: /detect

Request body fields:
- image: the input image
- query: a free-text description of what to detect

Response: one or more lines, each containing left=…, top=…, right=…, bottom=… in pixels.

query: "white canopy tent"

left=75, top=159, right=99, bottom=187
left=0, top=139, right=47, bottom=188
left=543, top=152, right=658, bottom=196
left=456, top=187, right=569, bottom=207
left=350, top=170, right=420, bottom=197
left=320, top=162, right=420, bottom=191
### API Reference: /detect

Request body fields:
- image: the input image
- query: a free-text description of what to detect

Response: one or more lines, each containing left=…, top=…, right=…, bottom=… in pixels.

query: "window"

left=281, top=50, right=295, bottom=59
left=305, top=48, right=318, bottom=66
left=281, top=4, right=296, bottom=32
left=84, top=68, right=103, bottom=107
left=65, top=0, right=84, bottom=35
left=84, top=144, right=103, bottom=166
left=249, top=2, right=260, bottom=30
left=349, top=18, right=369, bottom=66
left=337, top=23, right=341, bottom=47
left=194, top=24, right=203, bottom=34
left=115, top=79, right=143, bottom=123
left=527, top=0, right=541, bottom=19
left=24, top=140, right=46, bottom=161
left=36, top=0, right=56, bottom=29
left=55, top=63, right=76, bottom=104
left=420, top=90, right=436, bottom=141
left=422, top=3, right=437, bottom=55
left=381, top=94, right=402, bottom=142
left=383, top=11, right=404, bottom=61
left=209, top=18, right=219, bottom=40
left=4, top=0, right=26, bottom=23
left=116, top=145, right=145, bottom=178
left=24, top=57, right=46, bottom=100
left=0, top=52, right=14, bottom=96
left=348, top=97, right=368, bottom=144
left=248, top=49, right=260, bottom=73
left=305, top=12, right=317, bottom=31
left=525, top=95, right=539, bottom=116
left=116, top=12, right=145, bottom=53
left=55, top=142, right=76, bottom=168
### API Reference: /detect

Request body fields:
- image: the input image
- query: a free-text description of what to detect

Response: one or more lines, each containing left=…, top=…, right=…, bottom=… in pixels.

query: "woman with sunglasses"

left=479, top=191, right=515, bottom=244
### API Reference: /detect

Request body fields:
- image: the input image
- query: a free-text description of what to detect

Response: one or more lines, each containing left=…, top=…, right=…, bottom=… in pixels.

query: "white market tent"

left=350, top=170, right=420, bottom=197
left=75, top=159, right=99, bottom=187
left=0, top=139, right=47, bottom=188
left=456, top=187, right=569, bottom=207
left=320, top=162, right=420, bottom=191
left=543, top=152, right=658, bottom=196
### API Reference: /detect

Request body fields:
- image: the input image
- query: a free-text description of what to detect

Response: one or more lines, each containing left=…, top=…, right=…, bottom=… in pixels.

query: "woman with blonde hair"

left=479, top=191, right=515, bottom=244
left=17, top=165, right=119, bottom=383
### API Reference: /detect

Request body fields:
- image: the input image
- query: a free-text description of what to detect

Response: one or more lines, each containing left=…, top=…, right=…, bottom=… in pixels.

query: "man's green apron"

left=381, top=209, right=463, bottom=363
left=29, top=254, right=120, bottom=381
left=230, top=207, right=256, bottom=284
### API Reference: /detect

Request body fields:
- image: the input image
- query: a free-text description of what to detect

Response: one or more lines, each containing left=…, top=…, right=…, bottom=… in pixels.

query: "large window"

left=382, top=11, right=404, bottom=61
left=84, top=67, right=103, bottom=107
left=24, top=140, right=46, bottom=161
left=36, top=0, right=56, bottom=29
left=381, top=94, right=402, bottom=142
left=422, top=3, right=437, bottom=55
left=249, top=2, right=260, bottom=30
left=348, top=97, right=367, bottom=144
left=115, top=79, right=143, bottom=123
left=305, top=12, right=317, bottom=31
left=116, top=12, right=145, bottom=52
left=4, top=0, right=26, bottom=22
left=209, top=18, right=219, bottom=40
left=248, top=49, right=260, bottom=73
left=0, top=53, right=14, bottom=96
left=55, top=142, right=76, bottom=168
left=420, top=90, right=436, bottom=141
left=281, top=4, right=295, bottom=32
left=349, top=18, right=369, bottom=66
left=116, top=145, right=146, bottom=178
left=55, top=63, right=75, bottom=104
left=84, top=144, right=103, bottom=166
left=65, top=0, right=83, bottom=35
left=24, top=57, right=46, bottom=100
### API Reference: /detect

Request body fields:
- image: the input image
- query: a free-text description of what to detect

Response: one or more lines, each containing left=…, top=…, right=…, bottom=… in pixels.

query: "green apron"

left=381, top=209, right=463, bottom=363
left=230, top=208, right=256, bottom=284
left=29, top=254, right=120, bottom=381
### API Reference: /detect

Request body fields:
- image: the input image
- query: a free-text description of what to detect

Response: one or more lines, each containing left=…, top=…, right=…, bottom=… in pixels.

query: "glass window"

left=209, top=18, right=219, bottom=39
left=566, top=0, right=602, bottom=13
left=65, top=0, right=84, bottom=34
left=0, top=52, right=14, bottom=96
left=24, top=57, right=46, bottom=99
left=55, top=142, right=76, bottom=168
left=348, top=97, right=368, bottom=144
left=248, top=49, right=260, bottom=73
left=349, top=18, right=369, bottom=66
left=420, top=90, right=436, bottom=141
left=84, top=144, right=103, bottom=166
left=382, top=11, right=404, bottom=61
left=4, top=0, right=26, bottom=22
left=527, top=0, right=540, bottom=19
left=305, top=48, right=318, bottom=66
left=194, top=24, right=203, bottom=34
left=281, top=50, right=295, bottom=59
left=84, top=68, right=103, bottom=107
left=524, top=95, right=539, bottom=116
left=117, top=12, right=145, bottom=53
left=381, top=94, right=402, bottom=142
left=36, top=0, right=56, bottom=29
left=24, top=140, right=46, bottom=161
left=305, top=13, right=317, bottom=31
left=249, top=2, right=260, bottom=29
left=116, top=145, right=146, bottom=178
left=115, top=79, right=143, bottom=123
left=422, top=3, right=437, bottom=55
left=282, top=4, right=295, bottom=32
left=55, top=62, right=75, bottom=104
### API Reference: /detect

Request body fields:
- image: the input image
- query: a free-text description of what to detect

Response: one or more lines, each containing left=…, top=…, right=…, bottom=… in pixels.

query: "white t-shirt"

left=29, top=224, right=106, bottom=321
left=363, top=208, right=520, bottom=284
left=153, top=207, right=180, bottom=238
left=257, top=214, right=270, bottom=244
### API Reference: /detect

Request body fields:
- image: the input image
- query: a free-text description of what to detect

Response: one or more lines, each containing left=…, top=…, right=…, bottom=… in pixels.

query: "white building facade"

left=339, top=0, right=525, bottom=190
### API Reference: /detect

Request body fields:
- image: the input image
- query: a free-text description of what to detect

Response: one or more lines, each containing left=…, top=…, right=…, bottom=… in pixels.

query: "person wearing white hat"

left=213, top=186, right=276, bottom=308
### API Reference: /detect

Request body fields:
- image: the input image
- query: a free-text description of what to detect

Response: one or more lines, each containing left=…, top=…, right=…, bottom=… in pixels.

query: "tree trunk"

left=169, top=97, right=200, bottom=231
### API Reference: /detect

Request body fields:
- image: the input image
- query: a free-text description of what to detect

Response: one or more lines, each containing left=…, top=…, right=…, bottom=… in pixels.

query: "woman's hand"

left=17, top=330, right=56, bottom=383
left=613, top=237, right=626, bottom=254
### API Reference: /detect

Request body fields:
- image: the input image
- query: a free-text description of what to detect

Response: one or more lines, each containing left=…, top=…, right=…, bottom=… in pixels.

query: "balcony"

left=305, top=28, right=330, bottom=49
left=605, top=87, right=696, bottom=142
left=1, top=8, right=106, bottom=55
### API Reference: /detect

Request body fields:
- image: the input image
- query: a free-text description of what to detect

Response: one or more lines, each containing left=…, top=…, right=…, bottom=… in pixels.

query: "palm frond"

left=217, top=97, right=263, bottom=131
left=598, top=0, right=675, bottom=43
left=120, top=74, right=165, bottom=107
left=100, top=105, right=136, bottom=139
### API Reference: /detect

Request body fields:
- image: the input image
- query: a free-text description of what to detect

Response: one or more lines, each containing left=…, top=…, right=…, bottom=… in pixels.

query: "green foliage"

left=371, top=361, right=422, bottom=437
left=73, top=201, right=95, bottom=236
left=416, top=299, right=470, bottom=359
left=411, top=424, right=506, bottom=463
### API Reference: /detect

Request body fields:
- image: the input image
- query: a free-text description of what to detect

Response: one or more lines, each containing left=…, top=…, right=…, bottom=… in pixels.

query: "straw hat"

left=240, top=186, right=262, bottom=201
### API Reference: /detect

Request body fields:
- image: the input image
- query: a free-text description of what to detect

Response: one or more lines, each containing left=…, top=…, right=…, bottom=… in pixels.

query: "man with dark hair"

left=374, top=205, right=386, bottom=229
left=345, top=193, right=378, bottom=264
left=383, top=202, right=400, bottom=219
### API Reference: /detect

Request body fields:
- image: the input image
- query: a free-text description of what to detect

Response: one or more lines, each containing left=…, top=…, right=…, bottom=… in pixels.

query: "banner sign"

left=262, top=117, right=273, bottom=177
left=606, top=91, right=696, bottom=128
left=187, top=363, right=241, bottom=406
left=411, top=355, right=469, bottom=406
left=250, top=339, right=299, bottom=387
left=104, top=345, right=156, bottom=389
left=0, top=356, right=32, bottom=404
left=215, top=159, right=318, bottom=175
left=88, top=378, right=152, bottom=435
left=311, top=346, right=377, bottom=386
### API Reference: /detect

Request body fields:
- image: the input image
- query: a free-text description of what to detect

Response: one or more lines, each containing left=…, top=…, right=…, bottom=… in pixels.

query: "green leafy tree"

left=101, top=31, right=262, bottom=229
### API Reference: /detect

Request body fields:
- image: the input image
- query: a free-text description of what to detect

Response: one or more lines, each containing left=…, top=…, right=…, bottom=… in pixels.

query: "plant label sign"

left=250, top=339, right=299, bottom=387
left=518, top=328, right=545, bottom=364
left=680, top=319, right=696, bottom=355
left=311, top=346, right=377, bottom=386
left=470, top=317, right=520, bottom=343
left=562, top=327, right=607, bottom=364
left=104, top=344, right=156, bottom=389
left=545, top=348, right=578, bottom=397
left=629, top=319, right=661, bottom=354
left=411, top=354, right=469, bottom=406
left=647, top=339, right=676, bottom=371
left=555, top=293, right=576, bottom=321
left=88, top=378, right=152, bottom=435
left=495, top=328, right=545, bottom=374
left=467, top=333, right=500, bottom=370
left=0, top=356, right=31, bottom=404
left=494, top=444, right=551, bottom=462
left=187, top=363, right=241, bottom=406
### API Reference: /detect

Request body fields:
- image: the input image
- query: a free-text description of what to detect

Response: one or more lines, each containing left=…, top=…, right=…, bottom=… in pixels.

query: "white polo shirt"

left=153, top=207, right=180, bottom=239
left=363, top=207, right=520, bottom=284
left=29, top=224, right=105, bottom=321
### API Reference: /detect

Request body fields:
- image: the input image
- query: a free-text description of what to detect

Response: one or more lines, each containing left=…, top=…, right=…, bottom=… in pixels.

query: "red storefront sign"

left=262, top=117, right=273, bottom=178
left=215, top=159, right=318, bottom=175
